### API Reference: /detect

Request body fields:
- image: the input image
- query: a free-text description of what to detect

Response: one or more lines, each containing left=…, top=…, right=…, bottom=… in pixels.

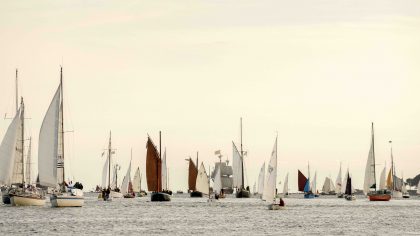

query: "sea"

left=1, top=193, right=419, bottom=235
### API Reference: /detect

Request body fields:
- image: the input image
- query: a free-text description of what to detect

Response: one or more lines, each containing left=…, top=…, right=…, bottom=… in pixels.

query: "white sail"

left=232, top=142, right=243, bottom=189
left=322, top=177, right=331, bottom=193
left=311, top=171, right=317, bottom=193
left=38, top=85, right=61, bottom=187
left=195, top=163, right=209, bottom=195
left=282, top=173, right=289, bottom=195
left=132, top=167, right=141, bottom=192
left=363, top=128, right=376, bottom=195
left=213, top=166, right=222, bottom=194
left=329, top=178, right=335, bottom=192
left=110, top=165, right=117, bottom=189
left=101, top=157, right=109, bottom=188
left=120, top=161, right=132, bottom=195
left=335, top=164, right=342, bottom=194
left=0, top=108, right=21, bottom=185
left=262, top=137, right=277, bottom=202
left=257, top=162, right=265, bottom=194
left=417, top=181, right=420, bottom=194
left=379, top=164, right=387, bottom=190
left=161, top=148, right=167, bottom=190
left=342, top=168, right=349, bottom=194
left=11, top=104, right=23, bottom=185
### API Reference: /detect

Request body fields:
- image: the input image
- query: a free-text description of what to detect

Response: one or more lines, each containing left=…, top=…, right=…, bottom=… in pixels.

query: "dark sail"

left=146, top=137, right=161, bottom=192
left=188, top=158, right=198, bottom=191
left=345, top=172, right=352, bottom=195
left=298, top=170, right=307, bottom=192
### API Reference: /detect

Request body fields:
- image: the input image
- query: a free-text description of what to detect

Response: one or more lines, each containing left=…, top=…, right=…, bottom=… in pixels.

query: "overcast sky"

left=1, top=0, right=419, bottom=192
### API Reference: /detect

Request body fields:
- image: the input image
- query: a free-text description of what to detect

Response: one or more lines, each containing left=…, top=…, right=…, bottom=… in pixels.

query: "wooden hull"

left=151, top=192, right=171, bottom=202
left=50, top=194, right=84, bottom=207
left=11, top=195, right=46, bottom=206
left=190, top=191, right=203, bottom=198
left=236, top=189, right=250, bottom=198
left=369, top=194, right=391, bottom=201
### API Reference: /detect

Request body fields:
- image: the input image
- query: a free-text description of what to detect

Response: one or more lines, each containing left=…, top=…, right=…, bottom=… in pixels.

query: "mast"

left=390, top=140, right=395, bottom=191
left=158, top=131, right=161, bottom=192
left=60, top=67, right=65, bottom=186
left=240, top=117, right=244, bottom=189
left=196, top=151, right=198, bottom=170
left=108, top=131, right=112, bottom=189
left=372, top=122, right=376, bottom=191
left=20, top=97, right=25, bottom=188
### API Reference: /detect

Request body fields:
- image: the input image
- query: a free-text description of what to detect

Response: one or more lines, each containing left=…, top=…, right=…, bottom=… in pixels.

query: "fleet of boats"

left=1, top=70, right=420, bottom=209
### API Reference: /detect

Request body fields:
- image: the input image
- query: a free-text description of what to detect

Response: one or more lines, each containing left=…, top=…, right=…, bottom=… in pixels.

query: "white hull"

left=392, top=191, right=403, bottom=199
left=50, top=194, right=84, bottom=207
left=11, top=195, right=46, bottom=206
left=268, top=204, right=285, bottom=210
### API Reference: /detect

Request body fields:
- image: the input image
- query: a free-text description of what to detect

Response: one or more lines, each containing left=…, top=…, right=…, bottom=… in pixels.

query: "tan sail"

left=386, top=168, right=393, bottom=189
left=146, top=137, right=161, bottom=192
left=188, top=158, right=198, bottom=191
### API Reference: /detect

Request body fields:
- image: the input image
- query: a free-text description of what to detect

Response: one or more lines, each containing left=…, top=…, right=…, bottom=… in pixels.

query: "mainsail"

left=257, top=162, right=265, bottom=194
left=342, top=168, right=349, bottom=194
left=188, top=158, right=198, bottom=191
left=120, top=160, right=132, bottom=195
left=386, top=169, right=393, bottom=190
left=25, top=138, right=32, bottom=184
left=11, top=102, right=24, bottom=185
left=195, top=163, right=209, bottom=195
left=282, top=173, right=289, bottom=195
left=146, top=137, right=161, bottom=192
left=132, top=167, right=141, bottom=193
left=213, top=166, right=222, bottom=194
left=0, top=107, right=22, bottom=185
left=161, top=148, right=167, bottom=190
left=363, top=123, right=376, bottom=195
left=38, top=84, right=61, bottom=187
left=379, top=164, right=387, bottom=190
left=232, top=142, right=243, bottom=189
left=335, top=164, right=342, bottom=194
left=262, top=137, right=277, bottom=202
left=345, top=172, right=352, bottom=195
left=311, top=171, right=317, bottom=193
left=322, top=177, right=334, bottom=193
left=298, top=170, right=307, bottom=192
left=101, top=157, right=109, bottom=188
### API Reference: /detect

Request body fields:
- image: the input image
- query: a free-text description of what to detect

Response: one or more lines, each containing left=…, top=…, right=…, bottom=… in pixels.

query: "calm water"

left=1, top=193, right=419, bottom=235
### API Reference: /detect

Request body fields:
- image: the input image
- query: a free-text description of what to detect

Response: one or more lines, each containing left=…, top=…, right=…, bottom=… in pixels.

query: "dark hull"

left=369, top=194, right=391, bottom=201
left=223, top=188, right=234, bottom=194
left=151, top=192, right=171, bottom=202
left=236, top=190, right=250, bottom=198
left=2, top=195, right=11, bottom=204
left=190, top=191, right=203, bottom=198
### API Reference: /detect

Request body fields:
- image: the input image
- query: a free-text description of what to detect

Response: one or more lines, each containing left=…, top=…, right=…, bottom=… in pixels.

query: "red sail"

left=188, top=158, right=198, bottom=191
left=146, top=137, right=162, bottom=192
left=298, top=170, right=307, bottom=192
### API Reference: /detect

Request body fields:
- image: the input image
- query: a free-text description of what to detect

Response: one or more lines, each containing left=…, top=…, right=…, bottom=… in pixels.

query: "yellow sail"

left=386, top=168, right=393, bottom=189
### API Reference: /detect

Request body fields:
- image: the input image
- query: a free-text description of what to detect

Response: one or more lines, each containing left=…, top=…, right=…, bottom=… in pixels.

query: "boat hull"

left=268, top=204, right=285, bottom=210
left=2, top=194, right=11, bottom=204
left=11, top=195, right=46, bottom=206
left=368, top=194, right=391, bottom=201
left=402, top=195, right=410, bottom=199
left=123, top=194, right=135, bottom=198
left=345, top=195, right=356, bottom=201
left=236, top=189, right=250, bottom=198
left=50, top=194, right=84, bottom=207
left=151, top=192, right=171, bottom=202
left=304, top=193, right=315, bottom=199
left=190, top=191, right=203, bottom=197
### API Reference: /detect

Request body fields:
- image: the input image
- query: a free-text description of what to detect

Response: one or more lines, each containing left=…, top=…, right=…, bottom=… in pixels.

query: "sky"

left=1, top=0, right=420, bottom=192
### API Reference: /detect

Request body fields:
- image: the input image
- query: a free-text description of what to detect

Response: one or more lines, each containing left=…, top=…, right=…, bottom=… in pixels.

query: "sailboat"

left=388, top=141, right=402, bottom=198
left=263, top=137, right=284, bottom=210
left=133, top=167, right=146, bottom=197
left=196, top=163, right=210, bottom=199
left=8, top=98, right=46, bottom=206
left=364, top=123, right=391, bottom=201
left=336, top=163, right=343, bottom=198
left=188, top=153, right=202, bottom=197
left=146, top=132, right=171, bottom=201
left=211, top=150, right=234, bottom=194
left=257, top=162, right=265, bottom=196
left=298, top=163, right=315, bottom=199
left=379, top=162, right=387, bottom=190
left=344, top=171, right=356, bottom=201
left=311, top=171, right=319, bottom=197
left=401, top=174, right=410, bottom=198
left=233, top=118, right=250, bottom=198
left=321, top=176, right=335, bottom=195
left=282, top=173, right=289, bottom=197
left=213, top=166, right=225, bottom=199
left=121, top=154, right=135, bottom=198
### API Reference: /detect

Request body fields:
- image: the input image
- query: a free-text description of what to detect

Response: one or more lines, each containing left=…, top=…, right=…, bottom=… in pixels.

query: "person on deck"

left=279, top=198, right=285, bottom=207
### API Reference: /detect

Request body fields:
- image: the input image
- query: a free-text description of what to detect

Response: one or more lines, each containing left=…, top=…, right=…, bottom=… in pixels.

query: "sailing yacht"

left=188, top=153, right=202, bottom=197
left=364, top=123, right=391, bottom=201
left=336, top=163, right=343, bottom=198
left=233, top=118, right=250, bottom=198
left=8, top=98, right=46, bottom=206
left=311, top=171, right=319, bottom=197
left=211, top=151, right=234, bottom=194
left=282, top=173, right=289, bottom=197
left=257, top=162, right=265, bottom=197
left=344, top=171, right=356, bottom=201
left=133, top=167, right=146, bottom=197
left=263, top=137, right=284, bottom=210
left=213, top=166, right=225, bottom=199
left=121, top=155, right=135, bottom=198
left=321, top=176, right=335, bottom=195
left=401, top=174, right=410, bottom=199
left=146, top=132, right=171, bottom=201
left=298, top=163, right=315, bottom=199
left=37, top=67, right=83, bottom=207
left=388, top=141, right=402, bottom=198
left=195, top=162, right=210, bottom=198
